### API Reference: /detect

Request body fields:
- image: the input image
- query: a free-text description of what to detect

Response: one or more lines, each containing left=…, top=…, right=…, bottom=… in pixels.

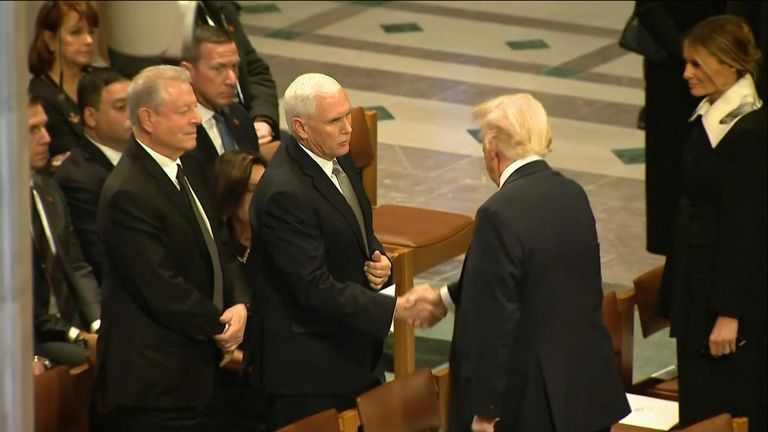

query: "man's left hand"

left=253, top=121, right=274, bottom=145
left=214, top=303, right=248, bottom=351
left=471, top=415, right=498, bottom=432
left=364, top=250, right=391, bottom=290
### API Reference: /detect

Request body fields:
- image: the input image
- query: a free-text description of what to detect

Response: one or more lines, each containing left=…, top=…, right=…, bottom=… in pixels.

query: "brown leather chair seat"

left=373, top=204, right=473, bottom=247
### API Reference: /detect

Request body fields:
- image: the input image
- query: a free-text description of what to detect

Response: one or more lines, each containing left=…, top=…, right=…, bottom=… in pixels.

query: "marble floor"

left=239, top=0, right=673, bottom=382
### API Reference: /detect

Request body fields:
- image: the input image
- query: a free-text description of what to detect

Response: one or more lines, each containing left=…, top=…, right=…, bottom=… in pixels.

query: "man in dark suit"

left=28, top=96, right=101, bottom=367
left=196, top=1, right=280, bottom=148
left=55, top=69, right=131, bottom=283
left=410, top=94, right=630, bottom=432
left=95, top=65, right=249, bottom=432
left=181, top=25, right=260, bottom=174
left=243, top=73, right=429, bottom=429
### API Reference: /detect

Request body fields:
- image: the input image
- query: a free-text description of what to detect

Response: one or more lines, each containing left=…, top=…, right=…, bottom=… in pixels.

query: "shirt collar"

left=498, top=154, right=543, bottom=189
left=136, top=138, right=182, bottom=189
left=196, top=103, right=216, bottom=124
left=85, top=133, right=122, bottom=166
left=298, top=140, right=335, bottom=180
left=689, top=74, right=763, bottom=147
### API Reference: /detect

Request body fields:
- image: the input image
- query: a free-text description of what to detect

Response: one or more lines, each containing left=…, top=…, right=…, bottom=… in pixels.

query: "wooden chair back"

left=602, top=288, right=636, bottom=390
left=276, top=408, right=341, bottom=432
left=356, top=368, right=441, bottom=432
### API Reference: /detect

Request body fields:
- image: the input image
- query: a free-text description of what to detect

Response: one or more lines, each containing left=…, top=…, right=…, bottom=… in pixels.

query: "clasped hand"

left=395, top=284, right=448, bottom=328
left=213, top=303, right=248, bottom=353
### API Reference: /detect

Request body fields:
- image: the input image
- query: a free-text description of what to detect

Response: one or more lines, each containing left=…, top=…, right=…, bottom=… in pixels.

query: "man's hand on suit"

left=471, top=415, right=498, bottom=432
left=214, top=303, right=248, bottom=352
left=364, top=250, right=391, bottom=290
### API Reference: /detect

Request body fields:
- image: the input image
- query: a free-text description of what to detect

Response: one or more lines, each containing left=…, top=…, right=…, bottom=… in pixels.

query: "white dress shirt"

left=85, top=133, right=122, bottom=166
left=136, top=139, right=213, bottom=238
left=197, top=103, right=226, bottom=156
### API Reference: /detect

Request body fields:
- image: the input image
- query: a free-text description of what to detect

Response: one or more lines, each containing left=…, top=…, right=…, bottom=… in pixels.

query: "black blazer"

left=244, top=136, right=395, bottom=396
left=448, top=161, right=629, bottom=432
left=97, top=138, right=249, bottom=408
left=32, top=172, right=101, bottom=343
left=28, top=74, right=85, bottom=157
left=188, top=103, right=261, bottom=173
left=55, top=136, right=116, bottom=283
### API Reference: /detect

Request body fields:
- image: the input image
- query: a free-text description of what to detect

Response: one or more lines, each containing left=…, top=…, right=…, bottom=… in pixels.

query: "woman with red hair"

left=28, top=1, right=99, bottom=162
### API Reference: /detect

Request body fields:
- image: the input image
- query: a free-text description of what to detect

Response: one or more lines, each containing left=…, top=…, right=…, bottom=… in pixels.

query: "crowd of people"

left=25, top=1, right=765, bottom=431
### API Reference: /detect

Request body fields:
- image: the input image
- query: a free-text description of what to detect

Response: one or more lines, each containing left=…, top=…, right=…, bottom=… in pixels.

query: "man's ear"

left=83, top=106, right=97, bottom=129
left=292, top=117, right=308, bottom=141
left=180, top=61, right=194, bottom=75
left=138, top=107, right=153, bottom=133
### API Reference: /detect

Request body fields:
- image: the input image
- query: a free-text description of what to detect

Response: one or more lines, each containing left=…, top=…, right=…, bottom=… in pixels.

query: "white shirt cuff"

left=90, top=319, right=101, bottom=333
left=67, top=327, right=81, bottom=342
left=439, top=285, right=456, bottom=314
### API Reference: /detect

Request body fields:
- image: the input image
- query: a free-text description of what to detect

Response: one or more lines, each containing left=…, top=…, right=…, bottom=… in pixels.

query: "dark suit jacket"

left=97, top=138, right=249, bottom=408
left=28, top=74, right=85, bottom=157
left=199, top=0, right=280, bottom=135
left=54, top=136, right=116, bottom=283
left=32, top=172, right=101, bottom=343
left=187, top=103, right=260, bottom=173
left=448, top=161, right=629, bottom=432
left=244, top=136, right=395, bottom=396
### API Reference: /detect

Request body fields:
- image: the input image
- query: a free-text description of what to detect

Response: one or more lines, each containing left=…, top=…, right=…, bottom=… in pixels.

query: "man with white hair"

left=409, top=93, right=630, bottom=432
left=95, top=65, right=249, bottom=431
left=243, top=73, right=434, bottom=428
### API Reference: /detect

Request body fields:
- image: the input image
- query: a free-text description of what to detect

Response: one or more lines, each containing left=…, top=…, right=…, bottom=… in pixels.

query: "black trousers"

left=92, top=406, right=213, bottom=432
left=37, top=341, right=89, bottom=366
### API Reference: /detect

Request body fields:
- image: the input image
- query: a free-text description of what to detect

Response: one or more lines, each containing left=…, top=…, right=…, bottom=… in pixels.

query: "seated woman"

left=212, top=149, right=268, bottom=264
left=210, top=149, right=268, bottom=430
left=28, top=1, right=98, bottom=162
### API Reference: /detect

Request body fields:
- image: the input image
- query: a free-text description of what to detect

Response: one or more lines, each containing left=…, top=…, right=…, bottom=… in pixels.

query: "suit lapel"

left=285, top=137, right=369, bottom=256
left=195, top=124, right=220, bottom=166
left=127, top=140, right=209, bottom=253
left=80, top=137, right=115, bottom=172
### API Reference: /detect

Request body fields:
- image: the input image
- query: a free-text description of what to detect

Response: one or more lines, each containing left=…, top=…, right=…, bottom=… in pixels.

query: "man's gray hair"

left=472, top=93, right=552, bottom=160
left=283, top=73, right=343, bottom=136
left=127, top=65, right=191, bottom=127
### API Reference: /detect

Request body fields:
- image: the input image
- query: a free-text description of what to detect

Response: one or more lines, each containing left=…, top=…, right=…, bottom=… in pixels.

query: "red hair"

left=28, top=1, right=99, bottom=75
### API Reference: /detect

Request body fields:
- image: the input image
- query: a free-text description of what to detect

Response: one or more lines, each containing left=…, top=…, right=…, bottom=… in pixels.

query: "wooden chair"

left=349, top=107, right=475, bottom=377
left=678, top=413, right=748, bottom=432
left=632, top=265, right=679, bottom=401
left=356, top=368, right=441, bottom=432
left=34, top=365, right=70, bottom=432
left=276, top=408, right=341, bottom=432
left=602, top=288, right=636, bottom=390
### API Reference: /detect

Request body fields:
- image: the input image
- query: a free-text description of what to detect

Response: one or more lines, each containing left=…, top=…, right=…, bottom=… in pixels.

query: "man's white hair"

left=283, top=73, right=343, bottom=136
left=472, top=93, right=552, bottom=160
left=127, top=65, right=191, bottom=128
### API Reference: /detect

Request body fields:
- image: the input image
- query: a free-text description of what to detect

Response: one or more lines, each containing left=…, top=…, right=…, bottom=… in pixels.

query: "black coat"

left=448, top=161, right=630, bottom=432
left=55, top=136, right=116, bottom=283
left=659, top=108, right=767, bottom=429
left=187, top=102, right=261, bottom=174
left=32, top=172, right=101, bottom=343
left=243, top=136, right=395, bottom=396
left=28, top=74, right=85, bottom=157
left=96, top=138, right=249, bottom=408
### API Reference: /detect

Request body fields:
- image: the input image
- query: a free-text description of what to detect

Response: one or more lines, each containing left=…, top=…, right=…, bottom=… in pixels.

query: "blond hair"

left=472, top=93, right=552, bottom=160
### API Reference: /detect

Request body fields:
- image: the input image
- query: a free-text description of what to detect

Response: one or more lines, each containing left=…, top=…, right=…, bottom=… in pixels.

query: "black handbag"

left=619, top=13, right=669, bottom=62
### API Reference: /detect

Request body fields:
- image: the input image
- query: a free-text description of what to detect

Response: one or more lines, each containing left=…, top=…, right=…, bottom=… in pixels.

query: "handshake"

left=395, top=284, right=449, bottom=328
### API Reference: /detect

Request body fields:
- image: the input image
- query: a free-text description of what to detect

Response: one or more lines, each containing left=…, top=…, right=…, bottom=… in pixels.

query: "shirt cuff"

left=67, top=327, right=81, bottom=342
left=90, top=319, right=101, bottom=333
left=440, top=285, right=456, bottom=314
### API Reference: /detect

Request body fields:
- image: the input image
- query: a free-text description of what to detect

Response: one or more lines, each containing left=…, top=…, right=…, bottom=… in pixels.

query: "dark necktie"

left=31, top=188, right=73, bottom=320
left=213, top=111, right=237, bottom=152
left=176, top=164, right=224, bottom=309
left=332, top=159, right=369, bottom=254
